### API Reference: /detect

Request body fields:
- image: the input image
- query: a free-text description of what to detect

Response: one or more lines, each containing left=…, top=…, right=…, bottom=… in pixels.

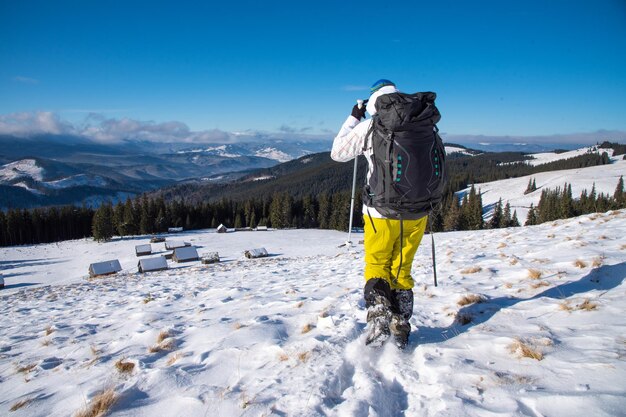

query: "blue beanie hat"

left=370, top=79, right=396, bottom=95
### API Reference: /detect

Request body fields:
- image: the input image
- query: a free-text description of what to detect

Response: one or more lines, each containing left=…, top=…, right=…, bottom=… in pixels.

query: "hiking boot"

left=365, top=295, right=392, bottom=347
left=390, top=314, right=411, bottom=349
left=392, top=289, right=414, bottom=321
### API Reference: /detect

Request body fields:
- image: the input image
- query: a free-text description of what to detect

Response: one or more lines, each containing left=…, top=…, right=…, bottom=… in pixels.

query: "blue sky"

left=1, top=0, right=625, bottom=143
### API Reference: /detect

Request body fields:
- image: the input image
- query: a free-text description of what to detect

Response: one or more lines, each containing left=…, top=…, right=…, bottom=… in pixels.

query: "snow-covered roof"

left=88, top=259, right=122, bottom=276
left=138, top=256, right=168, bottom=272
left=173, top=246, right=199, bottom=262
left=165, top=240, right=189, bottom=250
left=135, top=244, right=152, bottom=255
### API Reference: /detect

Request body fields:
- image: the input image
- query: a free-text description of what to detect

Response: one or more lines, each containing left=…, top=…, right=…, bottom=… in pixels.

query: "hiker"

left=331, top=79, right=443, bottom=348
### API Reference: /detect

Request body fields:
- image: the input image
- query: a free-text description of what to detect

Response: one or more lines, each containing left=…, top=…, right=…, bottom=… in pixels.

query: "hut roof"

left=173, top=246, right=199, bottom=262
left=89, top=260, right=122, bottom=277
left=135, top=244, right=152, bottom=255
left=138, top=256, right=168, bottom=272
left=165, top=240, right=190, bottom=250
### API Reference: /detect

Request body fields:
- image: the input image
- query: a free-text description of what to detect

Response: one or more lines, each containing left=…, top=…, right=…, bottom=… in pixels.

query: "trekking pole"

left=344, top=99, right=366, bottom=247
left=428, top=212, right=438, bottom=287
left=346, top=154, right=358, bottom=245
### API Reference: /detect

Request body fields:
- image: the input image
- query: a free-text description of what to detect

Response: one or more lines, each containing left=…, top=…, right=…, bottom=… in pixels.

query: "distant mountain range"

left=0, top=134, right=333, bottom=209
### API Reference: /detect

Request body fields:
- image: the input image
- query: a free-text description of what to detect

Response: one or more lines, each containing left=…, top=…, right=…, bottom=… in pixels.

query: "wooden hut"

left=89, top=260, right=122, bottom=277
left=138, top=256, right=168, bottom=273
left=216, top=224, right=228, bottom=233
left=172, top=246, right=199, bottom=263
left=165, top=240, right=191, bottom=250
left=135, top=244, right=152, bottom=257
left=244, top=247, right=269, bottom=259
left=201, top=252, right=220, bottom=264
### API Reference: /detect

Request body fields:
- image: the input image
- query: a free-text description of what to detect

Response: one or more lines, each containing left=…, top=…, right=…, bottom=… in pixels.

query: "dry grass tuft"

left=574, top=259, right=587, bottom=268
left=295, top=301, right=304, bottom=308
left=301, top=323, right=315, bottom=334
left=114, top=359, right=135, bottom=375
left=298, top=351, right=311, bottom=362
left=454, top=312, right=473, bottom=326
left=41, top=338, right=52, bottom=347
left=592, top=256, right=605, bottom=268
left=75, top=388, right=119, bottom=417
left=509, top=257, right=519, bottom=265
left=233, top=322, right=244, bottom=330
left=10, top=398, right=34, bottom=412
left=461, top=266, right=482, bottom=274
left=559, top=301, right=573, bottom=311
left=149, top=331, right=176, bottom=353
left=457, top=294, right=486, bottom=306
left=156, top=330, right=171, bottom=344
left=319, top=309, right=329, bottom=318
left=527, top=269, right=542, bottom=280
left=504, top=282, right=513, bottom=289
left=166, top=353, right=182, bottom=366
left=16, top=363, right=37, bottom=374
left=577, top=299, right=598, bottom=311
left=547, top=234, right=555, bottom=238
left=508, top=339, right=543, bottom=361
left=530, top=281, right=550, bottom=289
left=278, top=352, right=290, bottom=362
left=44, top=326, right=56, bottom=336
left=497, top=242, right=507, bottom=249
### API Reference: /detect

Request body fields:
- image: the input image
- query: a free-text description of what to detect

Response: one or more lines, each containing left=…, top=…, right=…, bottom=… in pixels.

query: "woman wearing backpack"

left=331, top=79, right=444, bottom=348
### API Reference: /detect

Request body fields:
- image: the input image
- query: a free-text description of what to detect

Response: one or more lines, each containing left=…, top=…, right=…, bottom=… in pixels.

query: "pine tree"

left=489, top=199, right=503, bottom=229
left=503, top=201, right=512, bottom=227
left=269, top=193, right=285, bottom=228
left=613, top=176, right=625, bottom=208
left=524, top=178, right=537, bottom=195
left=443, top=196, right=461, bottom=231
left=525, top=203, right=538, bottom=226
left=92, top=203, right=114, bottom=242
left=464, top=186, right=483, bottom=230
left=510, top=210, right=520, bottom=227
left=317, top=193, right=331, bottom=229
left=122, top=198, right=138, bottom=235
left=249, top=210, right=257, bottom=229
left=560, top=183, right=574, bottom=218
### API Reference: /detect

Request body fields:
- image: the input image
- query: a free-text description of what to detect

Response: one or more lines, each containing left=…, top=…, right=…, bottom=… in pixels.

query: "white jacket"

left=330, top=85, right=399, bottom=219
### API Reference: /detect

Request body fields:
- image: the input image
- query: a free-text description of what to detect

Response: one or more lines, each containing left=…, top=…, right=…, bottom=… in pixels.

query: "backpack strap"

left=362, top=118, right=376, bottom=153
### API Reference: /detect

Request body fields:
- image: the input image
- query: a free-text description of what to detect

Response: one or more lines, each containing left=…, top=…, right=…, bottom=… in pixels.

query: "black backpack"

left=363, top=91, right=446, bottom=220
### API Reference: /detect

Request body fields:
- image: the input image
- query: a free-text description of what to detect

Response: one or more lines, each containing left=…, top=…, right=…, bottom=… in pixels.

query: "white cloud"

left=13, top=76, right=39, bottom=84
left=0, top=112, right=75, bottom=136
left=0, top=111, right=332, bottom=144
left=442, top=131, right=626, bottom=146
left=342, top=85, right=369, bottom=92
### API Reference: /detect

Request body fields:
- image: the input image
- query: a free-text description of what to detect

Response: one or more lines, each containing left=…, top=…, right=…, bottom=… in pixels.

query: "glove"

left=351, top=102, right=367, bottom=120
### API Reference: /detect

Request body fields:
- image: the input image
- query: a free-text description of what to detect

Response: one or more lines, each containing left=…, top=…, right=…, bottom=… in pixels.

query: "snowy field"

left=460, top=156, right=626, bottom=222
left=1, top=211, right=625, bottom=416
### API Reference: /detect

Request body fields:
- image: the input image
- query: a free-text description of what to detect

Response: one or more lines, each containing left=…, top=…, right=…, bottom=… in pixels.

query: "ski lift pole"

left=347, top=154, right=358, bottom=244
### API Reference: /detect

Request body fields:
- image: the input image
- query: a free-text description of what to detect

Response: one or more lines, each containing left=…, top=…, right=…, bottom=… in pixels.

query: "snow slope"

left=525, top=146, right=614, bottom=166
left=0, top=159, right=45, bottom=182
left=1, top=211, right=625, bottom=416
left=460, top=157, right=626, bottom=223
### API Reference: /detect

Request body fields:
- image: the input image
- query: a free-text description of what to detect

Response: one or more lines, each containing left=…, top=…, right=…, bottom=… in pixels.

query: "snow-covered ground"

left=460, top=156, right=626, bottom=223
left=0, top=159, right=45, bottom=182
left=445, top=146, right=475, bottom=156
left=1, top=211, right=625, bottom=416
left=524, top=146, right=614, bottom=166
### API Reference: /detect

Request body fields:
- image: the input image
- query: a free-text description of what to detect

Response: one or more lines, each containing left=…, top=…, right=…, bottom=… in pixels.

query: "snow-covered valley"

left=1, top=210, right=625, bottom=416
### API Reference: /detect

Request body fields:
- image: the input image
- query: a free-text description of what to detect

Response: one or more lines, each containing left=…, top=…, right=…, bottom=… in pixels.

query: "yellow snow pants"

left=363, top=215, right=428, bottom=290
